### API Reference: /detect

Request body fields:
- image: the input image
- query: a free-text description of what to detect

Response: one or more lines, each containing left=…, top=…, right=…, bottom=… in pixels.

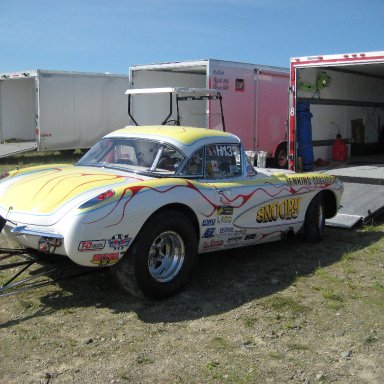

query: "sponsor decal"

left=202, top=239, right=224, bottom=250
left=234, top=229, right=247, bottom=235
left=217, top=206, right=234, bottom=215
left=311, top=175, right=337, bottom=185
left=257, top=197, right=301, bottom=223
left=285, top=176, right=311, bottom=187
left=219, top=227, right=234, bottom=235
left=217, top=215, right=232, bottom=224
left=202, top=227, right=215, bottom=238
left=91, top=252, right=119, bottom=266
left=286, top=175, right=336, bottom=187
left=78, top=240, right=106, bottom=252
left=108, top=234, right=131, bottom=250
left=202, top=218, right=216, bottom=226
left=227, top=236, right=243, bottom=244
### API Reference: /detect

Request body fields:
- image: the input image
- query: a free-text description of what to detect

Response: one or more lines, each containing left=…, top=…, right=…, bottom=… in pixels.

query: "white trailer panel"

left=0, top=77, right=36, bottom=142
left=0, top=70, right=130, bottom=157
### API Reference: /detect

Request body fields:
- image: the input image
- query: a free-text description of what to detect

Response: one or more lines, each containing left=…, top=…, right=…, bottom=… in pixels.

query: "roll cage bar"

left=125, top=87, right=226, bottom=131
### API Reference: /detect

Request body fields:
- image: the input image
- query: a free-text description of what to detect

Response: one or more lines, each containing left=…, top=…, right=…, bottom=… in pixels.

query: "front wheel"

left=113, top=211, right=198, bottom=300
left=303, top=193, right=325, bottom=243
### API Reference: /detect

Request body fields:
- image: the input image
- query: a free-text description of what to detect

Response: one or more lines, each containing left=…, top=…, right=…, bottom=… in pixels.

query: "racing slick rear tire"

left=113, top=211, right=198, bottom=300
left=303, top=193, right=325, bottom=243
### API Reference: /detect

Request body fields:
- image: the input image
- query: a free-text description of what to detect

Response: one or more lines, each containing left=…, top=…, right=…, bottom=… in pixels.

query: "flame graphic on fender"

left=81, top=175, right=341, bottom=229
left=83, top=179, right=327, bottom=228
left=84, top=180, right=221, bottom=227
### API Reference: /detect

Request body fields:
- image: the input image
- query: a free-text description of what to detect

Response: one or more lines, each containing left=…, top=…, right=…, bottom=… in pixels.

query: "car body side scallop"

left=65, top=178, right=217, bottom=266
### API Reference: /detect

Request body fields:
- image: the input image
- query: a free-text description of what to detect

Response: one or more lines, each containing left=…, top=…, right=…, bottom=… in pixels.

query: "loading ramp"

left=0, top=142, right=37, bottom=158
left=322, top=157, right=384, bottom=228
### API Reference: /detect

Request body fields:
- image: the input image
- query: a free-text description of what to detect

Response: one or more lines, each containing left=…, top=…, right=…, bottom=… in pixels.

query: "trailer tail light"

left=79, top=189, right=116, bottom=209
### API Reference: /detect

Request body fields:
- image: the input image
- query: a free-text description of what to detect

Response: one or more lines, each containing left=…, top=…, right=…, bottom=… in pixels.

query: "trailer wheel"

left=113, top=211, right=198, bottom=300
left=303, top=193, right=325, bottom=243
left=274, top=142, right=288, bottom=169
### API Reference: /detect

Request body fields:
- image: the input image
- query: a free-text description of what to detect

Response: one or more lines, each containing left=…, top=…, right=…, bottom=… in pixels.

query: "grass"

left=287, top=343, right=310, bottom=351
left=364, top=333, right=379, bottom=345
left=262, top=295, right=309, bottom=317
left=0, top=153, right=384, bottom=383
left=1, top=221, right=383, bottom=383
left=243, top=315, right=258, bottom=328
left=321, top=288, right=343, bottom=302
left=374, top=282, right=384, bottom=293
left=267, top=351, right=283, bottom=359
left=0, top=150, right=82, bottom=172
left=211, top=336, right=230, bottom=351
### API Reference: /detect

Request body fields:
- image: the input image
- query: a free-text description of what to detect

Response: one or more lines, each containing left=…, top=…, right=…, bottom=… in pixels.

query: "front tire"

left=303, top=193, right=325, bottom=243
left=113, top=211, right=198, bottom=300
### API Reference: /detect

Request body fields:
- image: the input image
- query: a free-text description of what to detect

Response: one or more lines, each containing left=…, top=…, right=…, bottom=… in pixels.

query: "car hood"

left=0, top=164, right=151, bottom=225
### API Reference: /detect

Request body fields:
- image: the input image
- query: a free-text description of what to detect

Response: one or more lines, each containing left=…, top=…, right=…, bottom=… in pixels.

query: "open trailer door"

left=289, top=51, right=384, bottom=228
left=0, top=72, right=38, bottom=158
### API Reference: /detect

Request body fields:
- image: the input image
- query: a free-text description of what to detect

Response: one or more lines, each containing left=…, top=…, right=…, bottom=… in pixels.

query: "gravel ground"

left=1, top=221, right=383, bottom=384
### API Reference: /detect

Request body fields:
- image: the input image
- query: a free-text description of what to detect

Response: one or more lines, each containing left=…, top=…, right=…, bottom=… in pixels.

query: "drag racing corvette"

left=0, top=126, right=343, bottom=299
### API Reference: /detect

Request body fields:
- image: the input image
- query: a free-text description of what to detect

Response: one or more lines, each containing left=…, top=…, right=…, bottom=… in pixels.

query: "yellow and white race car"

left=0, top=126, right=343, bottom=299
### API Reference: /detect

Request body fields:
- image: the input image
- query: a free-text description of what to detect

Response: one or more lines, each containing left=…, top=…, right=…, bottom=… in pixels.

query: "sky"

left=1, top=0, right=383, bottom=74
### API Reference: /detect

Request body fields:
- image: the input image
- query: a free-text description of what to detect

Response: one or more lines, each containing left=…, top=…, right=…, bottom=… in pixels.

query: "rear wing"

left=125, top=87, right=226, bottom=131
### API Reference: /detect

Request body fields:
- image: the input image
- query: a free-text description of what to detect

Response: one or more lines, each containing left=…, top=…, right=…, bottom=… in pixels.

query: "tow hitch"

left=0, top=248, right=98, bottom=297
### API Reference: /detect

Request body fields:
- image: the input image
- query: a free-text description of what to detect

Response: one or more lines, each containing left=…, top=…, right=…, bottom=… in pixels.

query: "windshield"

left=76, top=138, right=185, bottom=176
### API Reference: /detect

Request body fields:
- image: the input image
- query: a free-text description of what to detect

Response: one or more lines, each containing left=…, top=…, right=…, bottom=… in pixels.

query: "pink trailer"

left=129, top=59, right=289, bottom=168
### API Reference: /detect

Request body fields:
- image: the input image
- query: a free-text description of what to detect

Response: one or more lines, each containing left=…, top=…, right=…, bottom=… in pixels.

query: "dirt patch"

left=1, top=222, right=384, bottom=383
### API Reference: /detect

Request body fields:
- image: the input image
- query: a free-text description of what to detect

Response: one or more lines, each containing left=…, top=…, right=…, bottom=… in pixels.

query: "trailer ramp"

left=325, top=163, right=384, bottom=228
left=0, top=142, right=37, bottom=158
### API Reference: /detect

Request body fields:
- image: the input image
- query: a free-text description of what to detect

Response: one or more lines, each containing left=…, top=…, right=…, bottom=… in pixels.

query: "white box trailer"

left=289, top=51, right=384, bottom=227
left=289, top=51, right=384, bottom=170
left=129, top=59, right=289, bottom=167
left=0, top=70, right=130, bottom=157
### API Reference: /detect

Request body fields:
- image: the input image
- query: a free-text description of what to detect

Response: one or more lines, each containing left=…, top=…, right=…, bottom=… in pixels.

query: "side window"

left=205, top=144, right=242, bottom=179
left=157, top=144, right=184, bottom=172
left=179, top=148, right=204, bottom=176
